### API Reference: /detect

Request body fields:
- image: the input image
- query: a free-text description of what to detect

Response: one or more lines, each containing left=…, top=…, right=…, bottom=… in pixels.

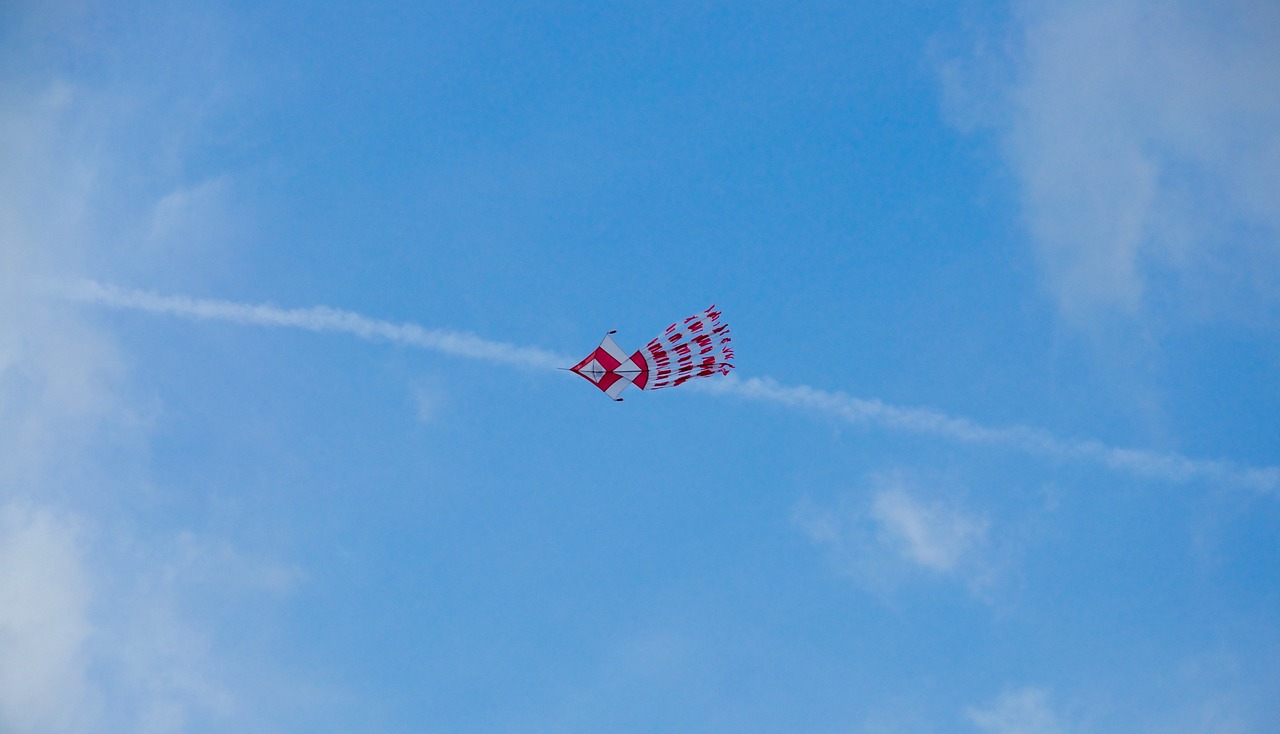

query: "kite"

left=568, top=305, right=735, bottom=401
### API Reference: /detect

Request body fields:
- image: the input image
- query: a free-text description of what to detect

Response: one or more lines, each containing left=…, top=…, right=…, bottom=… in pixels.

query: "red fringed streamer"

left=640, top=305, right=734, bottom=390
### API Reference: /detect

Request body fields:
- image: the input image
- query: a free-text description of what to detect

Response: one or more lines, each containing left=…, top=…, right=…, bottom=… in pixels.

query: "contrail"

left=57, top=280, right=1278, bottom=493
left=56, top=279, right=570, bottom=371
left=697, top=377, right=1279, bottom=493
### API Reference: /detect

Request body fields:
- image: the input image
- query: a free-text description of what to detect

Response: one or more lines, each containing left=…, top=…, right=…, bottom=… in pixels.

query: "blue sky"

left=3, top=1, right=1279, bottom=732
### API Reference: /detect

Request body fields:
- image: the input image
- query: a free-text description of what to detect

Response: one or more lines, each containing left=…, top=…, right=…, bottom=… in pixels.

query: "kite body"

left=569, top=306, right=734, bottom=400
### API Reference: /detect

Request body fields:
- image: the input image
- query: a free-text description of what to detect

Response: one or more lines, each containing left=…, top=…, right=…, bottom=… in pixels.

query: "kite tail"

left=641, top=305, right=734, bottom=390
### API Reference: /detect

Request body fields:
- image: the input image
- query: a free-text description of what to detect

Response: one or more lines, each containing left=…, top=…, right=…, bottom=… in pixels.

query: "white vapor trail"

left=697, top=377, right=1279, bottom=493
left=56, top=279, right=570, bottom=370
left=57, top=280, right=1277, bottom=492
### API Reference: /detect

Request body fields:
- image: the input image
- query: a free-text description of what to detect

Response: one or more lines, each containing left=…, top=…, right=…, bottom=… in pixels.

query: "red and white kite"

left=568, top=306, right=735, bottom=401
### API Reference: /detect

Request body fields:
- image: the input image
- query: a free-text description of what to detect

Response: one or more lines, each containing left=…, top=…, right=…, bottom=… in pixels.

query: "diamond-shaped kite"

left=568, top=306, right=735, bottom=401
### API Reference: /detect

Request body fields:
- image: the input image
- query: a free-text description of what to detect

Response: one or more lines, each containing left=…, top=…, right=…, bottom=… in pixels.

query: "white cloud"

left=145, top=176, right=236, bottom=260
left=0, top=285, right=286, bottom=731
left=962, top=675, right=1280, bottom=733
left=1, top=6, right=311, bottom=732
left=0, top=66, right=128, bottom=734
left=166, top=531, right=307, bottom=597
left=870, top=487, right=989, bottom=573
left=95, top=532, right=283, bottom=734
left=793, top=473, right=994, bottom=596
left=149, top=182, right=207, bottom=242
left=0, top=504, right=95, bottom=734
left=947, top=0, right=1280, bottom=324
left=966, top=687, right=1064, bottom=734
left=409, top=379, right=447, bottom=423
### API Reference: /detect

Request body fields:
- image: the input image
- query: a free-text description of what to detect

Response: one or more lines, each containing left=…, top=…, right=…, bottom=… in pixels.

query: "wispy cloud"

left=966, top=687, right=1064, bottom=734
left=793, top=473, right=995, bottom=597
left=945, top=0, right=1280, bottom=323
left=0, top=504, right=94, bottom=734
left=54, top=281, right=1280, bottom=492
left=1, top=10, right=314, bottom=728
left=870, top=487, right=989, bottom=574
left=0, top=505, right=255, bottom=733
left=408, top=380, right=445, bottom=424
left=0, top=506, right=304, bottom=734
